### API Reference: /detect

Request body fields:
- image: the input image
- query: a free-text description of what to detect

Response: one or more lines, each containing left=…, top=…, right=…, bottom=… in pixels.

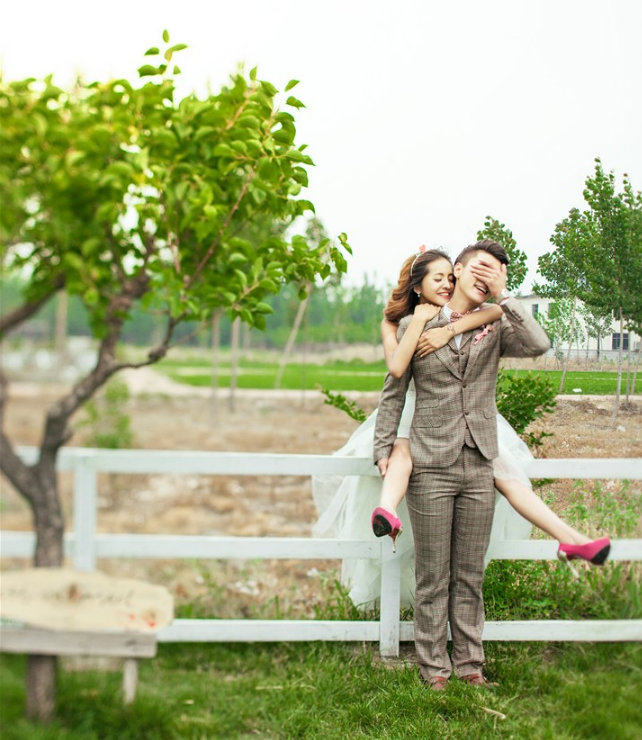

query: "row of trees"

left=1, top=269, right=388, bottom=349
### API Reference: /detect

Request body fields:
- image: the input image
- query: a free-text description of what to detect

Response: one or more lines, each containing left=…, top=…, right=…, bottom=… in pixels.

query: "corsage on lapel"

left=473, top=324, right=495, bottom=345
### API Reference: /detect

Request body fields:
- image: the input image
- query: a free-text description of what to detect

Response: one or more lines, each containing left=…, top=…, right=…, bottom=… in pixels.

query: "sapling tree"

left=534, top=209, right=592, bottom=390
left=0, top=34, right=349, bottom=720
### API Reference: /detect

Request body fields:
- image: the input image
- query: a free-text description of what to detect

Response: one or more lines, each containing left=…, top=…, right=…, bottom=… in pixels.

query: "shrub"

left=496, top=369, right=557, bottom=449
left=78, top=377, right=134, bottom=449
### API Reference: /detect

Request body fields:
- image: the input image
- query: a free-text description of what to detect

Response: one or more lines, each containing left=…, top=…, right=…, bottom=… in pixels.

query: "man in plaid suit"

left=373, top=240, right=550, bottom=689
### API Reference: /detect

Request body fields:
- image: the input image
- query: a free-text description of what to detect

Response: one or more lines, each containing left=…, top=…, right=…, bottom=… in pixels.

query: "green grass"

left=2, top=642, right=641, bottom=739
left=506, top=369, right=640, bottom=396
left=155, top=357, right=640, bottom=395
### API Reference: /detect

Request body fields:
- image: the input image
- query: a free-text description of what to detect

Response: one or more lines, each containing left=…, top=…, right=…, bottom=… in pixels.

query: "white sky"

left=1, top=0, right=640, bottom=292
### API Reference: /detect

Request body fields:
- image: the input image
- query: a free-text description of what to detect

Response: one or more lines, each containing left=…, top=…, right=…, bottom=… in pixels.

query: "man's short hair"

left=455, top=239, right=509, bottom=267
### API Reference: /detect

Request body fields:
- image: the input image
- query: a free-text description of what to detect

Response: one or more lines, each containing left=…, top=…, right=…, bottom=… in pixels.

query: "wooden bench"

left=0, top=626, right=158, bottom=704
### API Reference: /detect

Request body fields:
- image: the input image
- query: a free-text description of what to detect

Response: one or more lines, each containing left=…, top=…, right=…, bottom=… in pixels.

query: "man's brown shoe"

left=426, top=676, right=448, bottom=692
left=460, top=673, right=497, bottom=688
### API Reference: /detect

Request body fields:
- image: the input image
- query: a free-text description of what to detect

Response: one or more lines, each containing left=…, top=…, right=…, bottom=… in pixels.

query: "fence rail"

left=2, top=447, right=642, bottom=655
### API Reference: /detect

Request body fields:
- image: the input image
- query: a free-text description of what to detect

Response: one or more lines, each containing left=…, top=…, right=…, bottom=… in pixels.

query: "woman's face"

left=417, top=258, right=454, bottom=305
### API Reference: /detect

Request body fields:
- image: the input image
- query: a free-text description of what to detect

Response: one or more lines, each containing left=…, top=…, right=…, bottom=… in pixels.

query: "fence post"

left=73, top=452, right=98, bottom=572
left=379, top=540, right=401, bottom=657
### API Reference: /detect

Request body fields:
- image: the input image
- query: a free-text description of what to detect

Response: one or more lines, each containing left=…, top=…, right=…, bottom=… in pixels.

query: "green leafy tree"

left=476, top=215, right=528, bottom=292
left=0, top=36, right=349, bottom=720
left=536, top=160, right=642, bottom=423
left=579, top=302, right=614, bottom=363
left=580, top=162, right=642, bottom=420
left=535, top=298, right=584, bottom=391
left=534, top=209, right=592, bottom=390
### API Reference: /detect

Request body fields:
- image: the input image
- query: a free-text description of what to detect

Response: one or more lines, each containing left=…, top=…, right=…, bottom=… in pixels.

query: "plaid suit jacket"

left=373, top=297, right=551, bottom=468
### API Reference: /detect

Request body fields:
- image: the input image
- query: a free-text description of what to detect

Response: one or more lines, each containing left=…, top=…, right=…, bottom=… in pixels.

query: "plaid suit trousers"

left=407, top=445, right=495, bottom=680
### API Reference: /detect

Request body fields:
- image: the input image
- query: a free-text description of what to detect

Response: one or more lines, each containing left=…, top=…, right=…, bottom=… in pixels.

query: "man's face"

left=454, top=250, right=502, bottom=306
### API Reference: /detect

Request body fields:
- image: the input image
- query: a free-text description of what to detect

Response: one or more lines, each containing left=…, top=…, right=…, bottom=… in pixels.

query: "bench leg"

left=123, top=659, right=138, bottom=704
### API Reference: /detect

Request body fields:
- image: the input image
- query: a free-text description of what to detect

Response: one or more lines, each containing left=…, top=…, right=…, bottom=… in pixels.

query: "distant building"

left=515, top=294, right=641, bottom=362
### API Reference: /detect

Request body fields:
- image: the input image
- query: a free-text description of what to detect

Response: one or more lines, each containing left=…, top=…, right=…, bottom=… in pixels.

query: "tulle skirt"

left=312, top=399, right=533, bottom=609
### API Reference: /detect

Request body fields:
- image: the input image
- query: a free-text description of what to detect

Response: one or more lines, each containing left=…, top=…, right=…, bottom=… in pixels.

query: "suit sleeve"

left=499, top=297, right=551, bottom=358
left=373, top=318, right=412, bottom=463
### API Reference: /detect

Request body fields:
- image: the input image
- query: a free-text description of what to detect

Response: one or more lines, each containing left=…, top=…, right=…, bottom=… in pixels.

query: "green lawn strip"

left=506, top=369, right=640, bottom=395
left=2, top=643, right=641, bottom=739
left=163, top=365, right=388, bottom=392
left=155, top=361, right=640, bottom=395
left=157, top=358, right=388, bottom=373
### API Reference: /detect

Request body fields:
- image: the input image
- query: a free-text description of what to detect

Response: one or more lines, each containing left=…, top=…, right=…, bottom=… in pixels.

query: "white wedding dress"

left=312, top=383, right=533, bottom=609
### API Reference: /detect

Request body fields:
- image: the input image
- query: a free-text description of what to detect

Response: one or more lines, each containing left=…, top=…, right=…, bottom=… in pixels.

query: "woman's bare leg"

left=378, top=438, right=412, bottom=516
left=494, top=478, right=590, bottom=545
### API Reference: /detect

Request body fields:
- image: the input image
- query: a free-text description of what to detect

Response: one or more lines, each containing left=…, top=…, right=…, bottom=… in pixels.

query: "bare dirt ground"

left=2, top=368, right=641, bottom=617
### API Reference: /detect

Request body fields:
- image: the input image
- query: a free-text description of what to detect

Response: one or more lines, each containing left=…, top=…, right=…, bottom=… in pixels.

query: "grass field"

left=2, top=642, right=641, bottom=740
left=157, top=357, right=640, bottom=395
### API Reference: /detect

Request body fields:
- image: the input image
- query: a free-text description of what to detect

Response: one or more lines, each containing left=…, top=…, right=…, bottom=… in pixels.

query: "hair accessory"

left=409, top=245, right=427, bottom=277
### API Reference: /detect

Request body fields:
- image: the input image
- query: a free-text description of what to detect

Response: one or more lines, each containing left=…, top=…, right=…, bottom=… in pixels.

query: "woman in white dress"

left=313, top=247, right=610, bottom=609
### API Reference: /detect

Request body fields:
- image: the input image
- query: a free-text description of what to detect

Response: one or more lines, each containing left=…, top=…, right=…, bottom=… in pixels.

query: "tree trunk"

left=611, top=308, right=624, bottom=427
left=1, top=438, right=65, bottom=723
left=559, top=297, right=577, bottom=393
left=228, top=317, right=241, bottom=412
left=210, top=311, right=221, bottom=424
left=32, top=463, right=65, bottom=567
left=625, top=343, right=632, bottom=405
left=28, top=456, right=65, bottom=722
left=632, top=340, right=641, bottom=397
left=26, top=656, right=57, bottom=722
left=274, top=290, right=311, bottom=389
left=54, top=291, right=68, bottom=366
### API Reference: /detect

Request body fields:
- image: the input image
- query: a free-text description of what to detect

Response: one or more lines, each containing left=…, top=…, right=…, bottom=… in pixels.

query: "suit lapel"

left=459, top=331, right=474, bottom=351
left=423, top=314, right=462, bottom=379
left=463, top=322, right=497, bottom=378
left=434, top=344, right=462, bottom=379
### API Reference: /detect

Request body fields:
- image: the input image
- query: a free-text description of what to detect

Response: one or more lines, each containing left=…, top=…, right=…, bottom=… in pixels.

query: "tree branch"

left=38, top=273, right=151, bottom=459
left=0, top=275, right=65, bottom=339
left=185, top=173, right=255, bottom=292
left=0, top=430, right=40, bottom=507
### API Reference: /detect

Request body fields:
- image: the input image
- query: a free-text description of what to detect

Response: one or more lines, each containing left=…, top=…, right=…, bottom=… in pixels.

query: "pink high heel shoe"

left=371, top=507, right=403, bottom=552
left=557, top=537, right=611, bottom=566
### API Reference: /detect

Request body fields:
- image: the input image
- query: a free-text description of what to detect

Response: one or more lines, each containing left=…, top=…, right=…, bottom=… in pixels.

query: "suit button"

left=464, top=410, right=470, bottom=415
left=462, top=383, right=467, bottom=388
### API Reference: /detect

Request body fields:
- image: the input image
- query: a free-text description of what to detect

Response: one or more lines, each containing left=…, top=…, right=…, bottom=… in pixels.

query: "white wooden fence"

left=2, top=448, right=642, bottom=656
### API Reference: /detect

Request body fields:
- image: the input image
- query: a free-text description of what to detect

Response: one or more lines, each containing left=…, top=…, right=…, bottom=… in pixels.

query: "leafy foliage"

left=535, top=159, right=642, bottom=332
left=496, top=369, right=557, bottom=449
left=534, top=159, right=642, bottom=420
left=0, top=35, right=350, bottom=341
left=476, top=215, right=528, bottom=292
left=77, top=378, right=134, bottom=449
left=535, top=297, right=584, bottom=369
left=318, top=386, right=367, bottom=423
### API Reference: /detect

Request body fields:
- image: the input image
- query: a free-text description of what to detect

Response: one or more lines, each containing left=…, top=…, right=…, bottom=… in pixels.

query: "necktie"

left=450, top=312, right=464, bottom=322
